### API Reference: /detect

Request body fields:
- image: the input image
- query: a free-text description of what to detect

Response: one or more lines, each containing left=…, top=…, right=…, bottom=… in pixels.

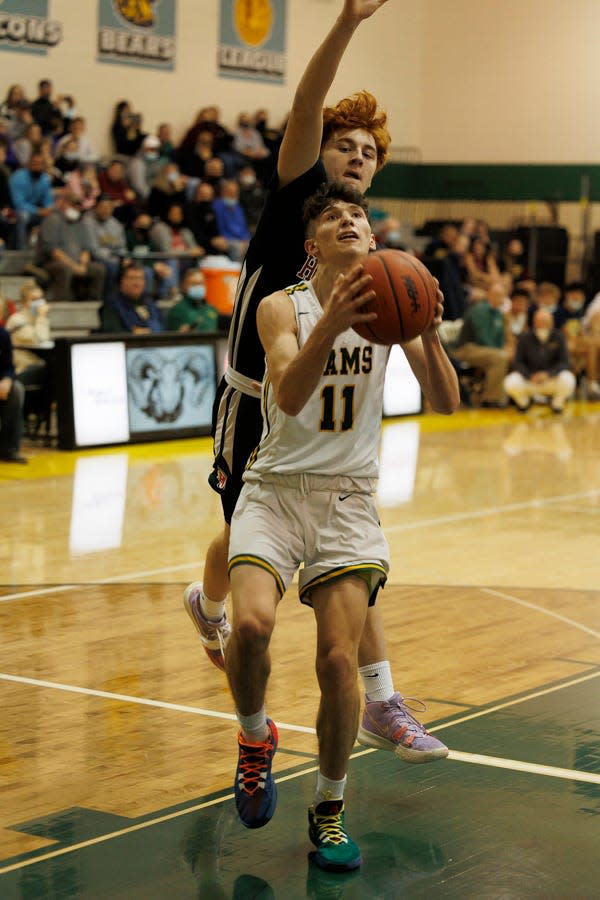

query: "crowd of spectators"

left=423, top=217, right=600, bottom=408
left=0, top=80, right=280, bottom=312
left=1, top=81, right=600, bottom=461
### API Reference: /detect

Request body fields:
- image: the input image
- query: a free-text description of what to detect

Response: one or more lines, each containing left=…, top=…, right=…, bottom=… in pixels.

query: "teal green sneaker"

left=308, top=800, right=362, bottom=872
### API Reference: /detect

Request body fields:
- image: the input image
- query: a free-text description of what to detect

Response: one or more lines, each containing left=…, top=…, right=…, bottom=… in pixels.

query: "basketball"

left=353, top=249, right=438, bottom=345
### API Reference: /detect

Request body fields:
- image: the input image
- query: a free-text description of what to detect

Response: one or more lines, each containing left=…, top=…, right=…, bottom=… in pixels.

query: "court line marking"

left=0, top=560, right=205, bottom=604
left=447, top=750, right=600, bottom=784
left=482, top=587, right=600, bottom=640
left=385, top=488, right=600, bottom=533
left=1, top=700, right=599, bottom=877
left=0, top=674, right=317, bottom=735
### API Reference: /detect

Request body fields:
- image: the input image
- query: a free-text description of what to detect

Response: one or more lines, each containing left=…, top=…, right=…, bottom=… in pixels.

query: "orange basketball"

left=353, top=249, right=438, bottom=345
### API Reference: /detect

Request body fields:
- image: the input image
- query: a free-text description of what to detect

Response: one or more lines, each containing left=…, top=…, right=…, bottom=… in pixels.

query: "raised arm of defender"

left=278, top=0, right=390, bottom=188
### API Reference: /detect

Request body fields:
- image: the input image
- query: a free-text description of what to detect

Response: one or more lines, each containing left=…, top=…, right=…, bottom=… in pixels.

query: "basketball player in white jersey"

left=225, top=183, right=460, bottom=871
left=185, top=0, right=453, bottom=770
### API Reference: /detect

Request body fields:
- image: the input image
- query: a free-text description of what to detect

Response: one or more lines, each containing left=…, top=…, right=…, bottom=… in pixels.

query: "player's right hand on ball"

left=322, top=264, right=377, bottom=336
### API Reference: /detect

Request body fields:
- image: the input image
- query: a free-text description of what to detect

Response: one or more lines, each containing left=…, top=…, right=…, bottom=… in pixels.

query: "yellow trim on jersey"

left=228, top=554, right=285, bottom=596
left=299, top=564, right=387, bottom=601
left=285, top=281, right=309, bottom=296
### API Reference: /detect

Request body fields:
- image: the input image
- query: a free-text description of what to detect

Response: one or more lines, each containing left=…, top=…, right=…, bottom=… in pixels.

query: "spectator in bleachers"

left=202, top=156, right=225, bottom=194
left=425, top=223, right=459, bottom=259
left=504, top=308, right=575, bottom=413
left=166, top=269, right=218, bottom=333
left=212, top=179, right=250, bottom=262
left=9, top=151, right=55, bottom=249
left=12, top=122, right=43, bottom=168
left=374, top=216, right=406, bottom=249
left=7, top=100, right=33, bottom=143
left=500, top=237, right=530, bottom=284
left=66, top=162, right=101, bottom=210
left=83, top=194, right=128, bottom=297
left=252, top=107, right=285, bottom=155
left=5, top=282, right=52, bottom=413
left=1, top=85, right=27, bottom=123
left=128, top=134, right=163, bottom=201
left=55, top=116, right=98, bottom=164
left=30, top=80, right=62, bottom=136
left=98, top=159, right=137, bottom=225
left=35, top=191, right=105, bottom=301
left=437, top=231, right=470, bottom=321
left=147, top=162, right=187, bottom=221
left=464, top=235, right=502, bottom=292
left=125, top=210, right=177, bottom=300
left=178, top=106, right=235, bottom=174
left=580, top=294, right=600, bottom=399
left=111, top=100, right=146, bottom=158
left=100, top=262, right=164, bottom=334
left=238, top=164, right=266, bottom=234
left=157, top=123, right=174, bottom=161
left=177, top=128, right=215, bottom=179
left=528, top=281, right=562, bottom=328
left=54, top=135, right=81, bottom=182
left=149, top=201, right=204, bottom=288
left=0, top=117, right=18, bottom=170
left=505, top=286, right=531, bottom=345
left=185, top=181, right=229, bottom=256
left=453, top=281, right=511, bottom=407
left=0, top=138, right=15, bottom=247
left=0, top=325, right=26, bottom=463
left=232, top=112, right=271, bottom=182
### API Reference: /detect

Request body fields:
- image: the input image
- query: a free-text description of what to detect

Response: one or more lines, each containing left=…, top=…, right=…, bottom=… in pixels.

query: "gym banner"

left=97, top=0, right=177, bottom=71
left=218, top=0, right=287, bottom=84
left=0, top=0, right=62, bottom=56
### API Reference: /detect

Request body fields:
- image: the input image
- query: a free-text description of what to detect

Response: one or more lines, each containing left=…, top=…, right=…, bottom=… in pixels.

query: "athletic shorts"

left=209, top=377, right=263, bottom=524
left=228, top=473, right=389, bottom=606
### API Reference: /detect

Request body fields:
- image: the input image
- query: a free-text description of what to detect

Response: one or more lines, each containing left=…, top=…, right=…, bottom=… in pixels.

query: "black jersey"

left=227, top=161, right=326, bottom=383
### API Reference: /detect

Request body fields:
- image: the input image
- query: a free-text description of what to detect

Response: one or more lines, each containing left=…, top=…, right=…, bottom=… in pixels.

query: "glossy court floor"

left=1, top=403, right=599, bottom=899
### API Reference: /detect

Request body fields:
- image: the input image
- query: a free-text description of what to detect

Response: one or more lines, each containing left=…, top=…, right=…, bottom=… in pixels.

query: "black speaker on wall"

left=515, top=226, right=569, bottom=286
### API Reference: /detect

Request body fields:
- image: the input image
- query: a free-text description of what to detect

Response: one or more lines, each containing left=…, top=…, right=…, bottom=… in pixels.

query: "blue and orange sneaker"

left=308, top=800, right=362, bottom=872
left=234, top=719, right=278, bottom=829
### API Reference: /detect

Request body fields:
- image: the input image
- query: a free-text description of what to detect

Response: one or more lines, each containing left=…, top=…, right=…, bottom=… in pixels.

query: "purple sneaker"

left=183, top=582, right=231, bottom=672
left=357, top=693, right=448, bottom=763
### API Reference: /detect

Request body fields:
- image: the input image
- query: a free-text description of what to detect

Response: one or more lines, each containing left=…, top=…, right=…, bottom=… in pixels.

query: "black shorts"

left=209, top=376, right=263, bottom=524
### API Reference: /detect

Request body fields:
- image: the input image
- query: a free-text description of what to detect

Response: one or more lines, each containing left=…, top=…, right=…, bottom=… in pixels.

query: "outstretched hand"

left=342, top=0, right=390, bottom=23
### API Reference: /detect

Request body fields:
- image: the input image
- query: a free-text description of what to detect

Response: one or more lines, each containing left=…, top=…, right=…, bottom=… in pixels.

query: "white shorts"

left=228, top=473, right=390, bottom=606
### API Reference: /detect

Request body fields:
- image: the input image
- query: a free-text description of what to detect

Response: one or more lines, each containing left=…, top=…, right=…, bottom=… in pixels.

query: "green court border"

left=2, top=663, right=599, bottom=877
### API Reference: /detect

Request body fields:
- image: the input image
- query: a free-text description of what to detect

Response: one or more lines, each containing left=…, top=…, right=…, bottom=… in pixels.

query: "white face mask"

left=534, top=328, right=551, bottom=343
left=510, top=312, right=527, bottom=334
left=65, top=207, right=81, bottom=222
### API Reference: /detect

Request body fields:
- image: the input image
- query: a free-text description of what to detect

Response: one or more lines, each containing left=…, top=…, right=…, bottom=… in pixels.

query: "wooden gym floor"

left=1, top=402, right=599, bottom=899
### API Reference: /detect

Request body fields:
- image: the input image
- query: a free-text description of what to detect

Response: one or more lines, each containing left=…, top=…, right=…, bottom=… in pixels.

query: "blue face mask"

left=188, top=284, right=206, bottom=301
left=222, top=197, right=237, bottom=207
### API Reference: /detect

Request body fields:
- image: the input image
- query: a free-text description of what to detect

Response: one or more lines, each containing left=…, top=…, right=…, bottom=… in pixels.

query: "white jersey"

left=246, top=280, right=390, bottom=480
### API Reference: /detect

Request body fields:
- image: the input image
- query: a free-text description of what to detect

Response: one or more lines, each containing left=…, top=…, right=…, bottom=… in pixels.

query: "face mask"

left=30, top=171, right=43, bottom=180
left=144, top=152, right=159, bottom=162
left=188, top=285, right=206, bottom=301
left=30, top=298, right=46, bottom=312
left=239, top=175, right=256, bottom=188
left=167, top=171, right=179, bottom=184
left=63, top=152, right=79, bottom=161
left=222, top=197, right=237, bottom=207
left=510, top=312, right=526, bottom=334
left=541, top=303, right=557, bottom=314
left=566, top=298, right=584, bottom=311
left=65, top=208, right=81, bottom=222
left=386, top=229, right=403, bottom=246
left=534, top=328, right=551, bottom=343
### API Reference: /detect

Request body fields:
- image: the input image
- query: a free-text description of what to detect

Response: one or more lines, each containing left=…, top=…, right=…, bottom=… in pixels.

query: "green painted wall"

left=372, top=164, right=600, bottom=202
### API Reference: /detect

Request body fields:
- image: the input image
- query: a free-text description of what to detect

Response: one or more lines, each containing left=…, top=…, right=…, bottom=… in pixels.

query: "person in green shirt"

left=167, top=269, right=219, bottom=333
left=453, top=282, right=511, bottom=406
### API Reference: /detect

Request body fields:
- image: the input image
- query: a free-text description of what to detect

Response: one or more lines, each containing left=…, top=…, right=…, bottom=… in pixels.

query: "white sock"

left=237, top=708, right=269, bottom=744
left=359, top=660, right=395, bottom=702
left=314, top=772, right=347, bottom=805
left=200, top=587, right=226, bottom=623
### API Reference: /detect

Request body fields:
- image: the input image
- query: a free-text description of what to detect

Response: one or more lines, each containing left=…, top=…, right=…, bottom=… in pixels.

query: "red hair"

left=321, top=90, right=390, bottom=172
